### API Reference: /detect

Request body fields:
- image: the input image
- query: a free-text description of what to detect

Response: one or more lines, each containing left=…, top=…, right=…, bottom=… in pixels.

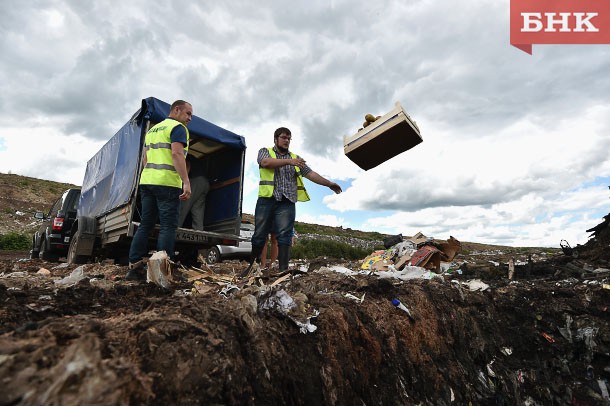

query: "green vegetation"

left=0, top=232, right=30, bottom=250
left=294, top=222, right=386, bottom=241
left=291, top=239, right=370, bottom=260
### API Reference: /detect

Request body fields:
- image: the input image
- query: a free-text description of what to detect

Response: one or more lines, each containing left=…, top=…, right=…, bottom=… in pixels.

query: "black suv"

left=31, top=188, right=81, bottom=261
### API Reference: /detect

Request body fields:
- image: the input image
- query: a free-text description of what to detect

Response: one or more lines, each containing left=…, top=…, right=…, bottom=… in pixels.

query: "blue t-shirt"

left=169, top=119, right=188, bottom=146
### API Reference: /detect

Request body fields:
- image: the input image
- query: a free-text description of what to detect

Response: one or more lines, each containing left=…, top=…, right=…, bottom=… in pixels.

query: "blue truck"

left=66, top=97, right=247, bottom=265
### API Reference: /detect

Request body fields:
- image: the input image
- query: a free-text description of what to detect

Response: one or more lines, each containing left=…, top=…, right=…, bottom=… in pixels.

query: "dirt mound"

left=1, top=244, right=609, bottom=405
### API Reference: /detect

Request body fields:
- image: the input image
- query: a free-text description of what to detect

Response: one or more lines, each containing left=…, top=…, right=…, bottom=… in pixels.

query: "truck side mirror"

left=34, top=211, right=45, bottom=220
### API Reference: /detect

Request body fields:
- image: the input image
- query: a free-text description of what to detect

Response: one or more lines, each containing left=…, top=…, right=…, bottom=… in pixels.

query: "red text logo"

left=510, top=0, right=610, bottom=54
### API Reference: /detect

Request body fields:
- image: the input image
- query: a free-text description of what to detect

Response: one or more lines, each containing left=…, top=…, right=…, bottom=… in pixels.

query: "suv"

left=205, top=223, right=254, bottom=264
left=31, top=188, right=81, bottom=261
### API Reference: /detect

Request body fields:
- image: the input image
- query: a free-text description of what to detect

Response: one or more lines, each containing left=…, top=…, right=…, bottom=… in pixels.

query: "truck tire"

left=206, top=247, right=221, bottom=264
left=40, top=236, right=59, bottom=262
left=67, top=230, right=89, bottom=265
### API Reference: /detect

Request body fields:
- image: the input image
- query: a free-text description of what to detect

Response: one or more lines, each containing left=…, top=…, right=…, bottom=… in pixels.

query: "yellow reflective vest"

left=140, top=119, right=189, bottom=188
left=259, top=147, right=310, bottom=202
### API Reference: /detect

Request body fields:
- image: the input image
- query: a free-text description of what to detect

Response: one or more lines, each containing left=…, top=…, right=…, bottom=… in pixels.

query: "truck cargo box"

left=343, top=102, right=422, bottom=170
left=71, top=97, right=247, bottom=264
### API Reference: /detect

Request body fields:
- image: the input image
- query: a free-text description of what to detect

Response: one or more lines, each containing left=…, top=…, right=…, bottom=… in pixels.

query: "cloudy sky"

left=1, top=0, right=609, bottom=247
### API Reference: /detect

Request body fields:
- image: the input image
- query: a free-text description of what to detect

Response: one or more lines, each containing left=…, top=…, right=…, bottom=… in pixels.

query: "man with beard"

left=243, top=127, right=342, bottom=276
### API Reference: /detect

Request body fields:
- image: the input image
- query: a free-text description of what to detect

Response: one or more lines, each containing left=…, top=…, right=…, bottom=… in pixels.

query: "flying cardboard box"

left=344, top=102, right=422, bottom=170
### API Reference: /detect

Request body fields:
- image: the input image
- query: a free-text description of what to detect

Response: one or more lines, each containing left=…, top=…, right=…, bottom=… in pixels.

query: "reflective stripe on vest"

left=140, top=119, right=189, bottom=188
left=258, top=147, right=310, bottom=202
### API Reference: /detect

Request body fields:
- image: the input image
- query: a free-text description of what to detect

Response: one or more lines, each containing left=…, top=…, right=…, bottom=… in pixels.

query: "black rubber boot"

left=278, top=245, right=291, bottom=272
left=241, top=245, right=264, bottom=277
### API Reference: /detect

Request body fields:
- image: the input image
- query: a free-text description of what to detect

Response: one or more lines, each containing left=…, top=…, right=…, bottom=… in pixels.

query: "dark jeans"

left=252, top=197, right=295, bottom=248
left=129, top=184, right=181, bottom=263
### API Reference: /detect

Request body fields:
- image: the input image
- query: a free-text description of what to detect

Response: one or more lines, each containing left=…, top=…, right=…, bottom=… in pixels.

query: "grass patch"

left=291, top=239, right=370, bottom=260
left=0, top=232, right=30, bottom=250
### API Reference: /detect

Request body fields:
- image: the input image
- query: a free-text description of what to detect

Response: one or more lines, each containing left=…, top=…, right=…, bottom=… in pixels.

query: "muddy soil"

left=1, top=243, right=609, bottom=405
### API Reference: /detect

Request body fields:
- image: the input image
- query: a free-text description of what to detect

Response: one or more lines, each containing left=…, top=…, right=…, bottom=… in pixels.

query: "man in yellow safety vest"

left=127, top=100, right=193, bottom=280
left=243, top=127, right=342, bottom=276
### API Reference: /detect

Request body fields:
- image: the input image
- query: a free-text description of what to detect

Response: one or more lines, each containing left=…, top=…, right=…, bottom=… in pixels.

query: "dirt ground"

left=1, top=232, right=609, bottom=405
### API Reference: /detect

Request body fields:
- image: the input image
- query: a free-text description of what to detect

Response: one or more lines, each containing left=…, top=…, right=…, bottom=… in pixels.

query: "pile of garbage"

left=360, top=232, right=462, bottom=273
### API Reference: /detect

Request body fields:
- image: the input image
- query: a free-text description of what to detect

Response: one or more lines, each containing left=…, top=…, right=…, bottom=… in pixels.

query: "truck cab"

left=68, top=98, right=247, bottom=265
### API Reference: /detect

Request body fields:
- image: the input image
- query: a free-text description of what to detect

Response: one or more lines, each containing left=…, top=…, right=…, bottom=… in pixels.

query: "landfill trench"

left=1, top=252, right=609, bottom=405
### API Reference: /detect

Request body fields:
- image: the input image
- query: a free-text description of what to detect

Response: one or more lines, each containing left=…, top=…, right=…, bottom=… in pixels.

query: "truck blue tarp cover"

left=79, top=97, right=246, bottom=218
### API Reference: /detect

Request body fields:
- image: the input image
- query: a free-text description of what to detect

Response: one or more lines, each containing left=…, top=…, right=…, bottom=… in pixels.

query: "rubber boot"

left=278, top=245, right=291, bottom=272
left=241, top=245, right=264, bottom=278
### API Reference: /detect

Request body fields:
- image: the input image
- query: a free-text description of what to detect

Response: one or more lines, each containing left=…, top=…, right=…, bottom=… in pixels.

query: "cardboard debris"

left=408, top=231, right=430, bottom=246
left=409, top=245, right=441, bottom=270
left=361, top=234, right=462, bottom=273
left=438, top=236, right=461, bottom=261
left=394, top=254, right=412, bottom=270
left=371, top=259, right=392, bottom=272
left=360, top=250, right=389, bottom=270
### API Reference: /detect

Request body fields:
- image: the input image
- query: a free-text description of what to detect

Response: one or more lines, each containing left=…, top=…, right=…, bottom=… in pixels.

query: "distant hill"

left=0, top=173, right=79, bottom=235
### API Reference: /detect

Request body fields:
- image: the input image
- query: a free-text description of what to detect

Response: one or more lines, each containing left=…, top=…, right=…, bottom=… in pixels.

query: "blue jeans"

left=129, top=184, right=181, bottom=262
left=252, top=197, right=295, bottom=248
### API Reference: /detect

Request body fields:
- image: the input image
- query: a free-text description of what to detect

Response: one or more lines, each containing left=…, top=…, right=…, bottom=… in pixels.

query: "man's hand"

left=291, top=157, right=306, bottom=168
left=328, top=182, right=342, bottom=194
left=304, top=171, right=342, bottom=194
left=180, top=182, right=192, bottom=201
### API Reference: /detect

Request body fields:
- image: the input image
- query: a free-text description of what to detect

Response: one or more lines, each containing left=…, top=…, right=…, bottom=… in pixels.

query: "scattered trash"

left=575, top=327, right=599, bottom=351
left=377, top=266, right=442, bottom=281
left=560, top=239, right=573, bottom=256
left=409, top=245, right=441, bottom=270
left=146, top=251, right=173, bottom=288
left=54, top=266, right=86, bottom=286
left=391, top=298, right=415, bottom=321
left=487, top=360, right=496, bottom=377
left=326, top=266, right=356, bottom=275
left=541, top=332, right=555, bottom=343
left=220, top=283, right=240, bottom=298
left=598, top=379, right=610, bottom=400
left=361, top=233, right=461, bottom=273
left=192, top=280, right=215, bottom=295
left=345, top=293, right=365, bottom=304
left=259, top=289, right=319, bottom=334
left=459, top=279, right=490, bottom=292
left=500, top=347, right=513, bottom=356
left=1, top=271, right=28, bottom=279
left=36, top=268, right=50, bottom=276
left=383, top=234, right=403, bottom=249
left=293, top=309, right=320, bottom=334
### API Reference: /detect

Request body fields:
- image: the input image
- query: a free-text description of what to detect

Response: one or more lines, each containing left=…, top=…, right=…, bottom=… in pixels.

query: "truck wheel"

left=67, top=230, right=89, bottom=265
left=206, top=247, right=221, bottom=264
left=40, top=236, right=59, bottom=262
